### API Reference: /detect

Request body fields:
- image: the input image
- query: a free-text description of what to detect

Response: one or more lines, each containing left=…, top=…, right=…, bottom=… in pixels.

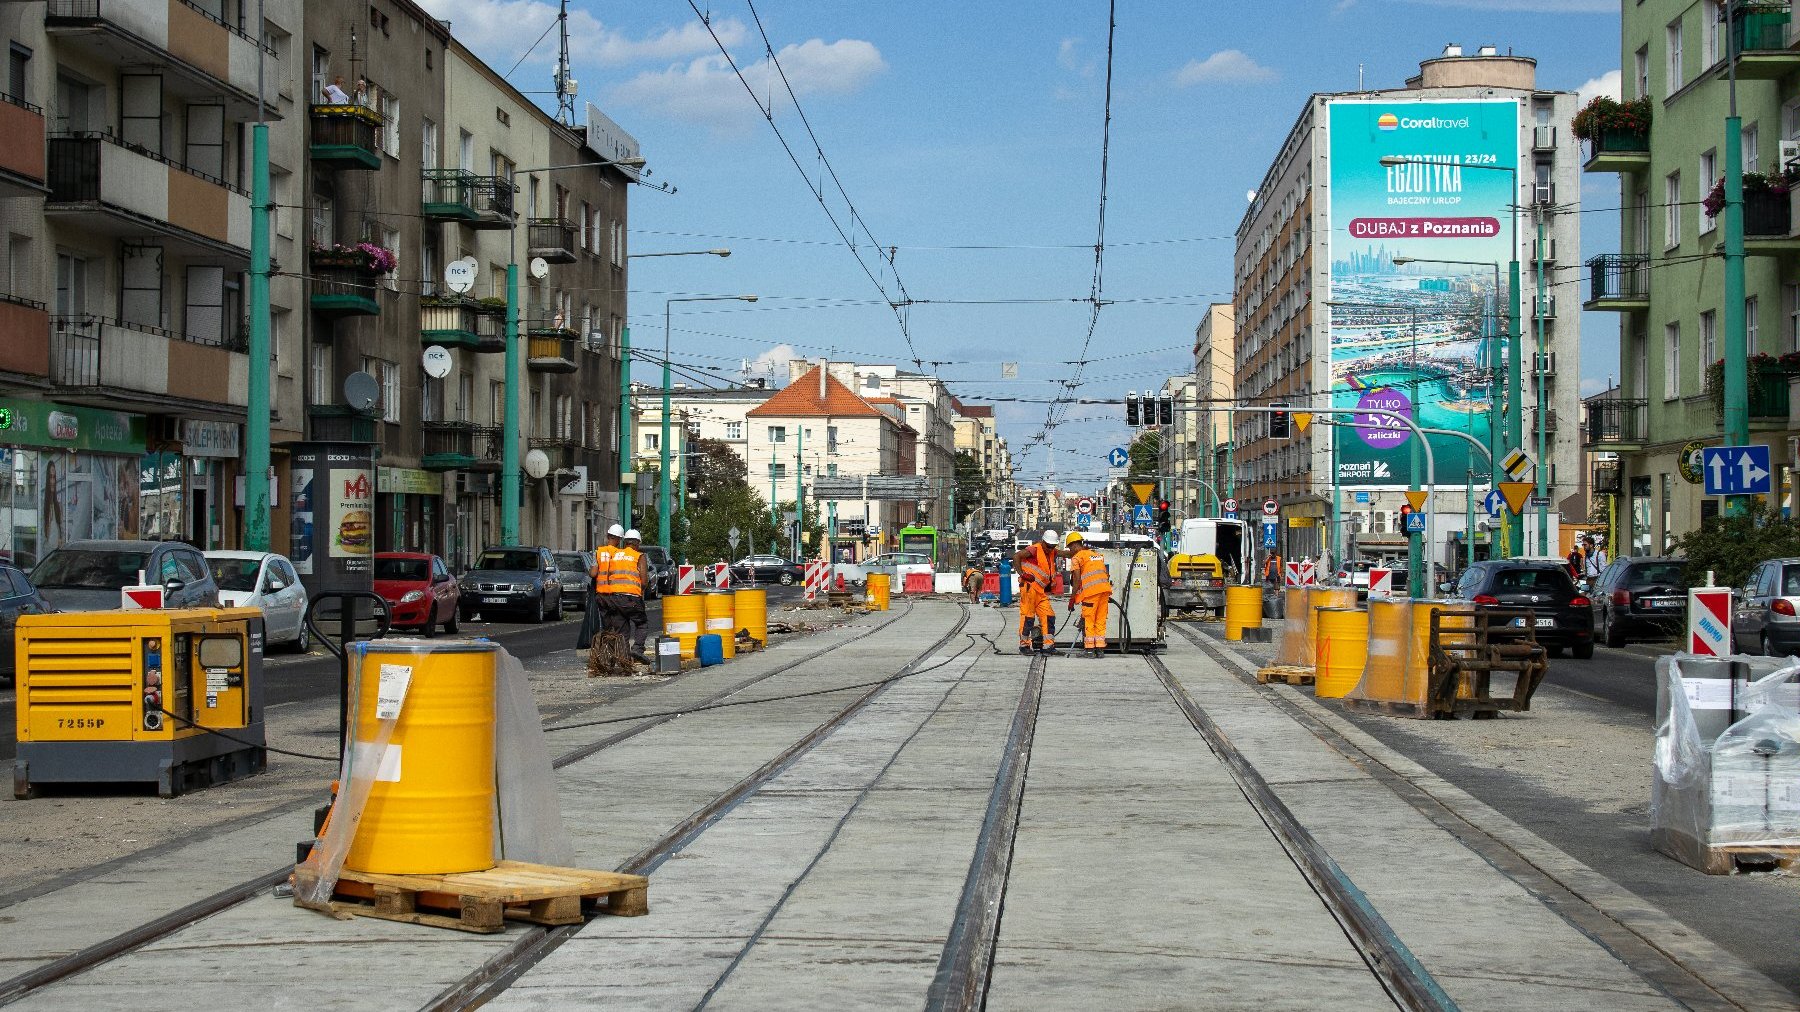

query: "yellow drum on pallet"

left=1224, top=585, right=1263, bottom=641
left=703, top=591, right=737, bottom=659
left=345, top=640, right=496, bottom=875
left=662, top=594, right=705, bottom=658
left=734, top=588, right=768, bottom=648
left=866, top=573, right=891, bottom=611
left=1314, top=607, right=1368, bottom=699
left=1360, top=600, right=1410, bottom=701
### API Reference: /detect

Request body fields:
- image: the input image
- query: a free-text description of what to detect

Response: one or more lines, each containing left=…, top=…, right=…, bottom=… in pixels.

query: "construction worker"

left=1014, top=530, right=1060, bottom=654
left=1065, top=532, right=1113, bottom=657
left=615, top=530, right=652, bottom=661
left=578, top=524, right=625, bottom=651
left=963, top=561, right=985, bottom=605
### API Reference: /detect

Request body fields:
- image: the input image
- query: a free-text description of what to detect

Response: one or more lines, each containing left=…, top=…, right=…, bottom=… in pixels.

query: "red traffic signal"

left=1157, top=499, right=1170, bottom=511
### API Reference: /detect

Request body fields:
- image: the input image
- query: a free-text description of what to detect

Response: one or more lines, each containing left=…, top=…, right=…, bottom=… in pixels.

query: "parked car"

left=1450, top=559, right=1594, bottom=658
left=30, top=540, right=219, bottom=612
left=552, top=551, right=595, bottom=612
left=1733, top=557, right=1800, bottom=656
left=830, top=560, right=869, bottom=586
left=1590, top=556, right=1688, bottom=647
left=207, top=551, right=311, bottom=651
left=731, top=554, right=806, bottom=585
left=458, top=546, right=562, bottom=623
left=638, top=545, right=671, bottom=599
left=0, top=563, right=51, bottom=679
left=374, top=552, right=461, bottom=635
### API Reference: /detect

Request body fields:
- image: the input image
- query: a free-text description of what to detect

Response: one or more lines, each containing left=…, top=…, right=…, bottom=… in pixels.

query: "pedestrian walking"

left=579, top=524, right=625, bottom=662
left=1014, top=531, right=1060, bottom=653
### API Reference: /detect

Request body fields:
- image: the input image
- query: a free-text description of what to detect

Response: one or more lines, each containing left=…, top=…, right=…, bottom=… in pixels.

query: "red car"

left=373, top=552, right=461, bottom=635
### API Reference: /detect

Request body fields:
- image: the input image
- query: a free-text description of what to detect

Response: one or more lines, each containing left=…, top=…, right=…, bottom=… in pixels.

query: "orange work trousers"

left=1017, top=581, right=1055, bottom=649
left=1078, top=593, right=1110, bottom=650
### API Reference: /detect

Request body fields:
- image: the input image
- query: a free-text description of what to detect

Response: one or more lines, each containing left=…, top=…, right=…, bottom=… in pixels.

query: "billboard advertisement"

left=1326, top=98, right=1517, bottom=487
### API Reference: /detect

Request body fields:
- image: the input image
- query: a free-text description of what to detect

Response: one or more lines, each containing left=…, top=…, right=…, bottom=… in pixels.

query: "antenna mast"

left=553, top=0, right=575, bottom=126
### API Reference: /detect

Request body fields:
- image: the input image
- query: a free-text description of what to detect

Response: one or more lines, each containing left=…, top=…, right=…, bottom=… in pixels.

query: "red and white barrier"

left=804, top=559, right=829, bottom=602
left=1368, top=567, right=1393, bottom=599
left=676, top=564, right=696, bottom=595
left=713, top=562, right=731, bottom=589
left=1283, top=561, right=1317, bottom=588
left=1688, top=587, right=1731, bottom=656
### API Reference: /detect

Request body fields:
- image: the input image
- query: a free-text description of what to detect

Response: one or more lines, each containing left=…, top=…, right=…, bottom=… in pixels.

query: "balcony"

left=421, top=420, right=477, bottom=471
left=0, top=95, right=46, bottom=195
left=1583, top=398, right=1647, bottom=448
left=307, top=404, right=378, bottom=444
left=1533, top=295, right=1557, bottom=322
left=1584, top=254, right=1650, bottom=312
left=472, top=303, right=507, bottom=353
left=309, top=105, right=383, bottom=170
left=528, top=435, right=579, bottom=472
left=471, top=425, right=503, bottom=472
left=49, top=314, right=249, bottom=413
left=308, top=250, right=382, bottom=318
left=46, top=133, right=249, bottom=257
left=527, top=218, right=577, bottom=263
left=1582, top=129, right=1650, bottom=174
left=420, top=297, right=479, bottom=348
left=1730, top=3, right=1800, bottom=80
left=1531, top=124, right=1556, bottom=152
left=0, top=295, right=50, bottom=378
left=421, top=169, right=514, bottom=228
left=526, top=328, right=577, bottom=373
left=45, top=0, right=275, bottom=117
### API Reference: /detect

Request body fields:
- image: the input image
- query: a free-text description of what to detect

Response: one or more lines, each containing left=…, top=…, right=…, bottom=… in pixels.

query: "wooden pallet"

left=315, top=860, right=649, bottom=934
left=1651, top=828, right=1800, bottom=875
left=1256, top=665, right=1316, bottom=686
left=1341, top=697, right=1435, bottom=719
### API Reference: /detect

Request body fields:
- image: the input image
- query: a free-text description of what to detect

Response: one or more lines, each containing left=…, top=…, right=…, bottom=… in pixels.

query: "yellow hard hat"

left=1064, top=532, right=1085, bottom=546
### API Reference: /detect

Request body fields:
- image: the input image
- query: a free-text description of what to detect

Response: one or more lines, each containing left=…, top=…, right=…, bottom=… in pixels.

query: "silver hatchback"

left=553, top=550, right=594, bottom=613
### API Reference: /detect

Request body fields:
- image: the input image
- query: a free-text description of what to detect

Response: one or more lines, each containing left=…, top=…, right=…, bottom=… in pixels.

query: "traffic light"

left=1159, top=395, right=1173, bottom=426
left=1157, top=498, right=1172, bottom=533
left=1125, top=391, right=1140, bottom=426
left=1269, top=401, right=1291, bottom=440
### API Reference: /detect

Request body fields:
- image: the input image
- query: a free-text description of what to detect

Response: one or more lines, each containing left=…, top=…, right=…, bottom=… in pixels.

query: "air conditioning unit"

left=1782, top=139, right=1800, bottom=172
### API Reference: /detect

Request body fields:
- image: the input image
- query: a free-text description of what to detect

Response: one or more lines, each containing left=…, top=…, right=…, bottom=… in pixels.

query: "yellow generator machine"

left=13, top=608, right=267, bottom=799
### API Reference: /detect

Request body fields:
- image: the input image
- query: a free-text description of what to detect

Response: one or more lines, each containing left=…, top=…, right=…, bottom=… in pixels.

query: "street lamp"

left=498, top=155, right=646, bottom=546
left=662, top=295, right=758, bottom=552
left=618, top=247, right=732, bottom=526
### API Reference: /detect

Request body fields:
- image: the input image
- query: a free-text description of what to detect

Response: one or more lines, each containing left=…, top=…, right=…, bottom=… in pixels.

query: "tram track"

left=0, top=600, right=927, bottom=1009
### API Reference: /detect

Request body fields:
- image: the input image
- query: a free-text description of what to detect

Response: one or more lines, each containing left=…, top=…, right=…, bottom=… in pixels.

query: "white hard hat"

left=624, top=528, right=642, bottom=541
left=1042, top=530, right=1060, bottom=545
left=607, top=523, right=625, bottom=538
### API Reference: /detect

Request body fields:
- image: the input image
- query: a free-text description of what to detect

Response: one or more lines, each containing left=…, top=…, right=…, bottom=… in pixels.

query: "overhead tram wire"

left=685, top=0, right=926, bottom=368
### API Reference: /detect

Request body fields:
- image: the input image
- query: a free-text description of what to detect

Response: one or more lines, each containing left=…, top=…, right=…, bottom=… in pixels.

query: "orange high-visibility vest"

left=1073, top=550, right=1112, bottom=601
left=608, top=546, right=644, bottom=598
left=592, top=546, right=617, bottom=593
left=1018, top=545, right=1054, bottom=588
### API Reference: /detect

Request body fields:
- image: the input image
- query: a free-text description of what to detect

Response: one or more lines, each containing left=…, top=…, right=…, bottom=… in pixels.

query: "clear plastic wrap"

left=1709, top=702, right=1800, bottom=847
left=294, top=641, right=391, bottom=910
left=1272, top=588, right=1314, bottom=667
left=494, top=647, right=574, bottom=865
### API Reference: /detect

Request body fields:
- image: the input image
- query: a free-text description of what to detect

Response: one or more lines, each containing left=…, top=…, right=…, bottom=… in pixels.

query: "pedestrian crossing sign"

left=1131, top=503, right=1154, bottom=526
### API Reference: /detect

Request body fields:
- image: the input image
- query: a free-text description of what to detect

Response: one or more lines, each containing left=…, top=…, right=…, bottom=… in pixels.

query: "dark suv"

left=1451, top=560, right=1594, bottom=658
left=458, top=546, right=562, bottom=623
left=1590, top=557, right=1687, bottom=647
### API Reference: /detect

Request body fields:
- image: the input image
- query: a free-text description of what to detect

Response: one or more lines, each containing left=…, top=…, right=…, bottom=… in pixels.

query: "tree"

left=953, top=450, right=987, bottom=526
left=1129, top=430, right=1162, bottom=480
left=1669, top=497, right=1800, bottom=589
left=686, top=437, right=747, bottom=508
left=684, top=483, right=780, bottom=565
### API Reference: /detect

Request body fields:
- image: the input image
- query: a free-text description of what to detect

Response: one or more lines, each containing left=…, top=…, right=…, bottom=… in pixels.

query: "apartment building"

left=1193, top=302, right=1237, bottom=516
left=1233, top=45, right=1581, bottom=563
left=952, top=402, right=1016, bottom=513
left=1583, top=0, right=1800, bottom=555
left=629, top=383, right=775, bottom=524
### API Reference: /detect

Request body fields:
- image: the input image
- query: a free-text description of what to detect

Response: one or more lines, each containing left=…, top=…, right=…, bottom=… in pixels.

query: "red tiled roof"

left=959, top=404, right=994, bottom=418
left=747, top=366, right=883, bottom=418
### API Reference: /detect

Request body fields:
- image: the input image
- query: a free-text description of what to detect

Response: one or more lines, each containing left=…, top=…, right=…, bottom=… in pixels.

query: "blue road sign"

left=1075, top=511, right=1092, bottom=530
left=1222, top=510, right=1238, bottom=521
left=1131, top=503, right=1154, bottom=526
left=1106, top=447, right=1129, bottom=468
left=1702, top=445, right=1772, bottom=496
left=1261, top=519, right=1278, bottom=548
left=1482, top=488, right=1504, bottom=517
left=1404, top=511, right=1426, bottom=534
left=1354, top=491, right=1371, bottom=504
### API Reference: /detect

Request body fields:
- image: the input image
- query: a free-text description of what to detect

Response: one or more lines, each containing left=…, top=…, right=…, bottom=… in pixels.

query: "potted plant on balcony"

left=1708, top=353, right=1786, bottom=416
left=1571, top=95, right=1652, bottom=154
left=1703, top=169, right=1798, bottom=236
left=309, top=241, right=398, bottom=275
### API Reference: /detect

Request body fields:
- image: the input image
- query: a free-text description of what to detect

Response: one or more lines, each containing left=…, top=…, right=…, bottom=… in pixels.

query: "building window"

left=458, top=129, right=474, bottom=172
left=725, top=421, right=743, bottom=440
left=1664, top=171, right=1681, bottom=249
left=1747, top=295, right=1761, bottom=352
left=1700, top=149, right=1717, bottom=233
left=1701, top=309, right=1717, bottom=364
left=592, top=209, right=604, bottom=255
left=1635, top=45, right=1650, bottom=99
left=1667, top=18, right=1684, bottom=93
left=310, top=341, right=333, bottom=403
left=577, top=200, right=590, bottom=250
left=1742, top=122, right=1760, bottom=173
left=8, top=43, right=28, bottom=103
left=644, top=432, right=659, bottom=451
left=1664, top=322, right=1681, bottom=401
left=769, top=463, right=786, bottom=480
left=768, top=425, right=786, bottom=443
left=1787, top=284, right=1800, bottom=353
left=1704, top=0, right=1723, bottom=66
left=610, top=220, right=623, bottom=265
left=490, top=380, right=504, bottom=426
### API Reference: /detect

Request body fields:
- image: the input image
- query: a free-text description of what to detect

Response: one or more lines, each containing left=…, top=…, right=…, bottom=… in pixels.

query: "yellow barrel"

left=662, top=593, right=705, bottom=658
left=734, top=588, right=768, bottom=648
left=866, top=573, right=891, bottom=611
left=344, top=641, right=496, bottom=875
left=1308, top=587, right=1357, bottom=665
left=1406, top=600, right=1442, bottom=705
left=703, top=590, right=737, bottom=659
left=1360, top=600, right=1409, bottom=702
left=1224, top=585, right=1263, bottom=641
left=1314, top=607, right=1369, bottom=699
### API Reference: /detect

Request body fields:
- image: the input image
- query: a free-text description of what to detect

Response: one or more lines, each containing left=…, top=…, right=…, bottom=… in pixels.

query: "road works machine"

left=13, top=608, right=267, bottom=798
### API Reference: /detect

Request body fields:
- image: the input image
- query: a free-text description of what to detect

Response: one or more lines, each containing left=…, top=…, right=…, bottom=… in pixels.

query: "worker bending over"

left=1066, top=532, right=1113, bottom=657
left=1014, top=530, right=1061, bottom=654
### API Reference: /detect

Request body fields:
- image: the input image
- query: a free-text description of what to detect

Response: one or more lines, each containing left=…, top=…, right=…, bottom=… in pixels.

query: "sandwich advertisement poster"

left=1325, top=98, right=1515, bottom=487
left=328, top=464, right=374, bottom=569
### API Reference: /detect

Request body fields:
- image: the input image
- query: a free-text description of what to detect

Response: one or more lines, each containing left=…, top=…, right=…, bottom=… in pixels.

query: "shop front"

left=377, top=466, right=445, bottom=555
left=0, top=398, right=148, bottom=566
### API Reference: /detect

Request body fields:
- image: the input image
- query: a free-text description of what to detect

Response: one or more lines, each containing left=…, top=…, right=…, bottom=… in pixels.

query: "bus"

left=897, top=525, right=966, bottom=571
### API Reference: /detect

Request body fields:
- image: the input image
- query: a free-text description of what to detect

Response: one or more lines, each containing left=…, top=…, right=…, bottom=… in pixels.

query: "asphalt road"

left=0, top=586, right=809, bottom=762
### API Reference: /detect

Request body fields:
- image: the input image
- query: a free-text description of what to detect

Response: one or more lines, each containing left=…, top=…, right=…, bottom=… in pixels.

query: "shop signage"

left=377, top=466, right=445, bottom=497
left=0, top=399, right=145, bottom=455
left=180, top=419, right=241, bottom=458
left=289, top=442, right=377, bottom=591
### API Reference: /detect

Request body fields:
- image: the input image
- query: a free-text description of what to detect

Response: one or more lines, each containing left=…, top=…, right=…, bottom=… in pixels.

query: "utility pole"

left=1723, top=0, right=1750, bottom=516
left=1533, top=204, right=1550, bottom=554
left=243, top=0, right=271, bottom=550
left=502, top=259, right=521, bottom=544
left=617, top=325, right=632, bottom=527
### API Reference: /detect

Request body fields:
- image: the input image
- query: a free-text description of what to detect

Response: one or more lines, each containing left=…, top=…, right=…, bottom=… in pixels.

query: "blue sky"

left=424, top=0, right=1624, bottom=488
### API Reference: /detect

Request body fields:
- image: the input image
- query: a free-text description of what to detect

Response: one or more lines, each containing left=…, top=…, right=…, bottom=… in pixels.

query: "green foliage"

left=686, top=437, right=748, bottom=506
left=1129, top=430, right=1162, bottom=480
left=953, top=450, right=988, bottom=525
left=682, top=482, right=780, bottom=564
left=1670, top=497, right=1800, bottom=589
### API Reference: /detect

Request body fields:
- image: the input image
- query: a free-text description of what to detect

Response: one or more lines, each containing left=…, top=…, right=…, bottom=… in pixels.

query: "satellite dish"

left=343, top=371, right=379, bottom=413
left=529, top=257, right=549, bottom=280
left=444, top=259, right=478, bottom=295
left=422, top=345, right=453, bottom=379
left=523, top=449, right=551, bottom=480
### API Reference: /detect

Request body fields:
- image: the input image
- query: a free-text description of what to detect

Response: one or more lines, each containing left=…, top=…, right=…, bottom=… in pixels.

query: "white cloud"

left=414, top=0, right=742, bottom=72
left=748, top=344, right=801, bottom=386
left=609, top=39, right=886, bottom=130
left=1174, top=50, right=1277, bottom=86
left=1058, top=37, right=1096, bottom=78
left=1576, top=69, right=1622, bottom=106
left=1579, top=376, right=1614, bottom=397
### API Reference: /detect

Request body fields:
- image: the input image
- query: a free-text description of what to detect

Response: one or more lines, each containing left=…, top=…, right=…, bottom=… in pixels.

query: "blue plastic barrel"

left=998, top=560, right=1014, bottom=606
left=696, top=633, right=725, bottom=666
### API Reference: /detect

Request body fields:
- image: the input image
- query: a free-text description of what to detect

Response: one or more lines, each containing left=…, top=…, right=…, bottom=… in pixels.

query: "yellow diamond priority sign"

left=1497, top=481, right=1533, bottom=515
left=1403, top=490, right=1428, bottom=512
